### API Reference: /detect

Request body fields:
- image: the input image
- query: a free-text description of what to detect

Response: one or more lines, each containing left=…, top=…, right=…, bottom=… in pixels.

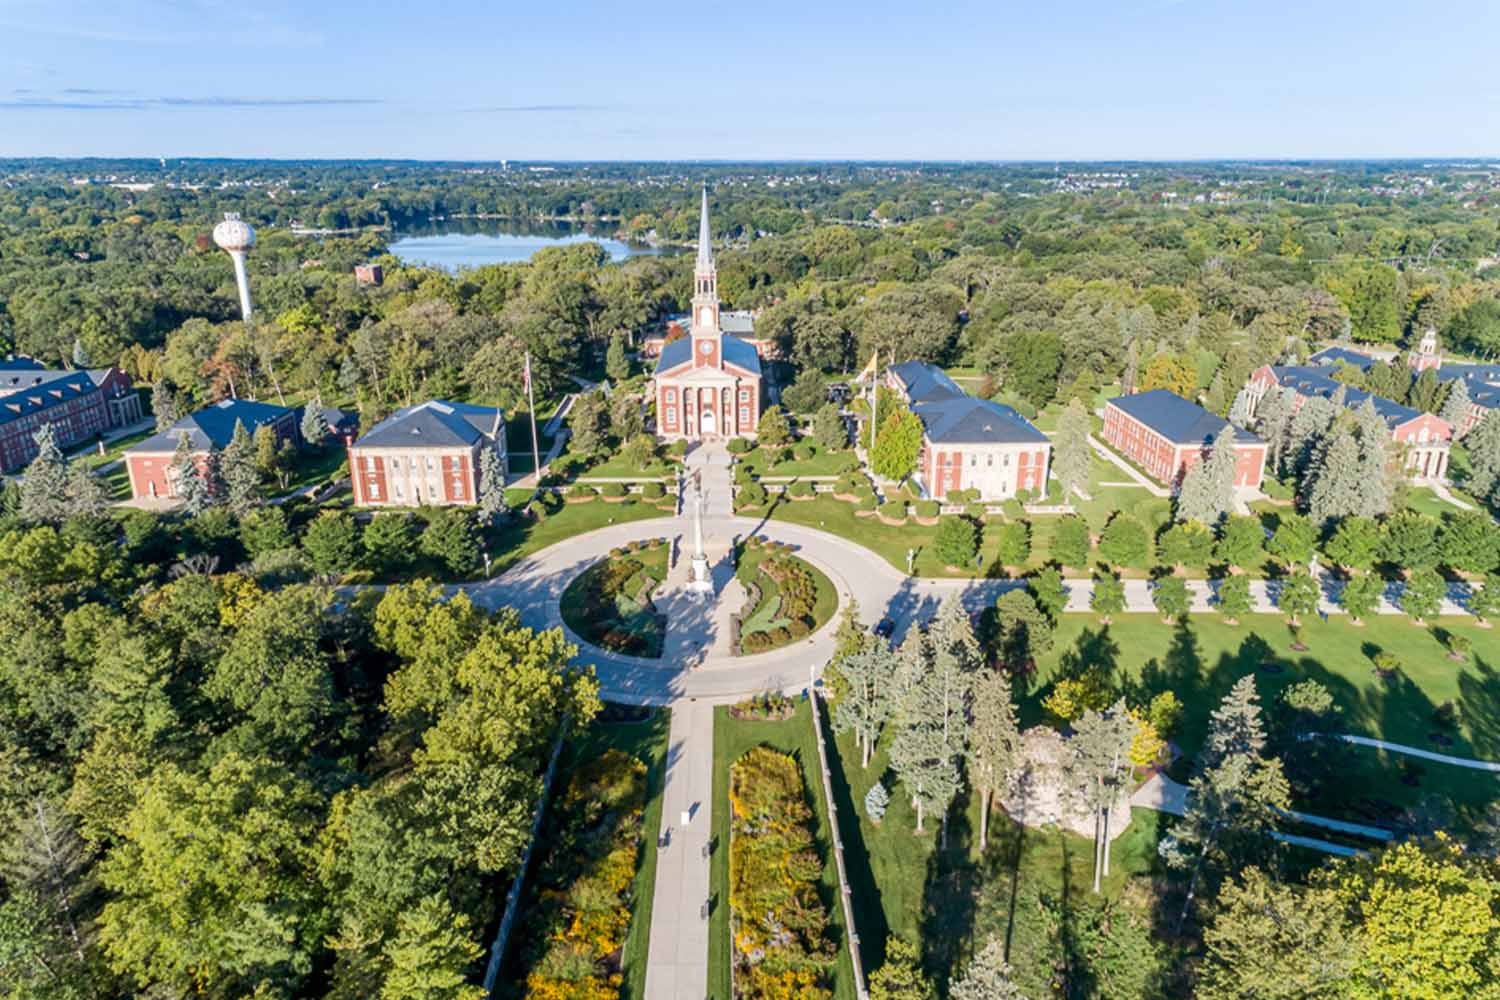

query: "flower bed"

left=728, top=747, right=836, bottom=1000
left=736, top=541, right=834, bottom=654
left=561, top=539, right=669, bottom=657
left=513, top=749, right=648, bottom=1000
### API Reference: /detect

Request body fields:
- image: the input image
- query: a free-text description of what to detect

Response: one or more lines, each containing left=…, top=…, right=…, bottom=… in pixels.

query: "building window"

left=987, top=455, right=994, bottom=467
left=740, top=407, right=749, bottom=424
left=369, top=482, right=380, bottom=500
left=739, top=388, right=749, bottom=400
left=970, top=455, right=977, bottom=467
left=393, top=483, right=403, bottom=500
left=665, top=407, right=677, bottom=425
left=665, top=388, right=676, bottom=402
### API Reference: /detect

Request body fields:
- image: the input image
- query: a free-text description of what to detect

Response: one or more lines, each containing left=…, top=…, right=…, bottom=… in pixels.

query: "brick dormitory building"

left=1102, top=389, right=1267, bottom=489
left=124, top=398, right=296, bottom=500
left=348, top=400, right=506, bottom=507
left=0, top=357, right=143, bottom=472
left=885, top=361, right=1051, bottom=501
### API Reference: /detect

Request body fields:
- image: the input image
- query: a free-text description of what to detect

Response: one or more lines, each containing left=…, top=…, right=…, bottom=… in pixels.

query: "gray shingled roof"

left=0, top=369, right=114, bottom=429
left=1109, top=390, right=1262, bottom=446
left=1307, top=346, right=1378, bottom=372
left=1437, top=364, right=1500, bottom=411
left=914, top=396, right=1048, bottom=445
left=654, top=333, right=762, bottom=376
left=127, top=398, right=293, bottom=453
left=1269, top=367, right=1426, bottom=431
left=889, top=360, right=967, bottom=405
left=354, top=400, right=502, bottom=449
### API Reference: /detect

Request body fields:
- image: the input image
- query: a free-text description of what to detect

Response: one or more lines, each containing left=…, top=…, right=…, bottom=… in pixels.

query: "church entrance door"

left=699, top=409, right=715, bottom=437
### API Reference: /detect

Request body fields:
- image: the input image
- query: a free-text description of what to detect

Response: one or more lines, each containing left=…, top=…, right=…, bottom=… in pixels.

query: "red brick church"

left=653, top=188, right=763, bottom=441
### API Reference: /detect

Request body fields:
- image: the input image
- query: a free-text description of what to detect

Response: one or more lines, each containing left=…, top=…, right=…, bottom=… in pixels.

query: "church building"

left=653, top=189, right=763, bottom=441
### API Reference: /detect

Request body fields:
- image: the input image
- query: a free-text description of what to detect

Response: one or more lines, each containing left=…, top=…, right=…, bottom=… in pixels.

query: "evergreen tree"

left=864, top=782, right=890, bottom=824
left=871, top=407, right=923, bottom=481
left=1439, top=376, right=1471, bottom=434
left=949, top=937, right=1026, bottom=1000
left=1285, top=393, right=1337, bottom=477
left=993, top=590, right=1053, bottom=668
left=170, top=432, right=212, bottom=513
left=1122, top=339, right=1139, bottom=395
left=868, top=938, right=934, bottom=1000
left=1305, top=428, right=1363, bottom=526
left=1198, top=869, right=1355, bottom=1000
left=610, top=390, right=645, bottom=441
left=18, top=423, right=72, bottom=524
left=604, top=331, right=630, bottom=383
left=477, top=445, right=507, bottom=525
left=755, top=404, right=792, bottom=447
left=419, top=508, right=480, bottom=576
left=811, top=402, right=849, bottom=452
left=1255, top=386, right=1297, bottom=473
left=220, top=419, right=261, bottom=515
left=1464, top=410, right=1500, bottom=499
left=151, top=379, right=181, bottom=432
left=889, top=610, right=970, bottom=834
left=1226, top=386, right=1253, bottom=427
left=71, top=337, right=89, bottom=369
left=1065, top=700, right=1137, bottom=892
left=566, top=390, right=609, bottom=455
left=1166, top=677, right=1290, bottom=928
left=1176, top=425, right=1238, bottom=525
left=1052, top=398, right=1093, bottom=502
left=299, top=398, right=329, bottom=446
left=1051, top=514, right=1091, bottom=569
left=1089, top=572, right=1125, bottom=622
left=1351, top=398, right=1394, bottom=516
left=967, top=668, right=1020, bottom=852
left=66, top=459, right=109, bottom=519
left=1409, top=368, right=1441, bottom=413
left=833, top=645, right=899, bottom=769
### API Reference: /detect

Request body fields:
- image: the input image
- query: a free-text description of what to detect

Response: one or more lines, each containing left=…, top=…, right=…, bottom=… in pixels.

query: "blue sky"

left=1, top=0, right=1497, bottom=160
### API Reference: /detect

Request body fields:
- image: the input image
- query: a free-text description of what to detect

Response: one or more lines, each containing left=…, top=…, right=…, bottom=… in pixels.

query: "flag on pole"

left=522, top=354, right=532, bottom=395
left=857, top=350, right=879, bottom=384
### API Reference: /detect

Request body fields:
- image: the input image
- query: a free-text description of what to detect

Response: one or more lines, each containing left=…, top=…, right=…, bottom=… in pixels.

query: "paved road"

left=643, top=701, right=714, bottom=1000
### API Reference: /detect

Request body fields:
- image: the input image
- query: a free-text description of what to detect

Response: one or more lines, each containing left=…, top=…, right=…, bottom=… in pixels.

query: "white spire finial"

left=696, top=183, right=712, bottom=269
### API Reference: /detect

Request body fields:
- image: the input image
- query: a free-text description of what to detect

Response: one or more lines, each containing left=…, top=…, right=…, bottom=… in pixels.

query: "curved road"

left=466, top=512, right=1022, bottom=705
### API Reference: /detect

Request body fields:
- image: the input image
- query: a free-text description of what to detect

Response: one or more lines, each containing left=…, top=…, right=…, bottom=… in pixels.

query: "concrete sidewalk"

left=643, top=700, right=714, bottom=1000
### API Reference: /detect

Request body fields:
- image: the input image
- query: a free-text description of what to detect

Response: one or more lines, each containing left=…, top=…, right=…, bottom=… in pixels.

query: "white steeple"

left=691, top=184, right=720, bottom=343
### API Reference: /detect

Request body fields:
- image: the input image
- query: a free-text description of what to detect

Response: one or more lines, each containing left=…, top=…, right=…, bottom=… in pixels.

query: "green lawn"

left=734, top=542, right=839, bottom=652
left=567, top=708, right=670, bottom=1000
left=821, top=711, right=1165, bottom=991
left=560, top=541, right=670, bottom=657
left=576, top=452, right=676, bottom=480
left=711, top=702, right=858, bottom=1000
left=738, top=440, right=852, bottom=478
left=274, top=444, right=348, bottom=496
left=71, top=427, right=154, bottom=469
left=1031, top=613, right=1500, bottom=822
left=488, top=498, right=671, bottom=576
left=1404, top=485, right=1466, bottom=517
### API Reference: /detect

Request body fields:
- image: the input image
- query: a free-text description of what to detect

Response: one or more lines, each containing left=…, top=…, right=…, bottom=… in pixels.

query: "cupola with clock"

left=690, top=183, right=722, bottom=367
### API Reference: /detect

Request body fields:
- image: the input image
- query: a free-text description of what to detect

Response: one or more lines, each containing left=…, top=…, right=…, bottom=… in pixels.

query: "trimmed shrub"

left=914, top=499, right=940, bottom=519
left=599, top=482, right=627, bottom=498
left=727, top=437, right=752, bottom=455
left=856, top=494, right=878, bottom=512
left=737, top=482, right=768, bottom=508
left=568, top=484, right=596, bottom=499
left=864, top=782, right=890, bottom=823
left=793, top=444, right=814, bottom=462
left=525, top=500, right=547, bottom=519
left=640, top=481, right=665, bottom=500
left=668, top=439, right=690, bottom=457
left=787, top=481, right=815, bottom=499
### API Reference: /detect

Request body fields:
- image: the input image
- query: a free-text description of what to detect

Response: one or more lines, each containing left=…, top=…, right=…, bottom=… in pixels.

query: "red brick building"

left=125, top=398, right=296, bottom=500
left=1244, top=366, right=1452, bottom=479
left=1103, top=390, right=1266, bottom=488
left=348, top=400, right=506, bottom=507
left=886, top=361, right=1050, bottom=500
left=653, top=188, right=763, bottom=441
left=0, top=362, right=142, bottom=472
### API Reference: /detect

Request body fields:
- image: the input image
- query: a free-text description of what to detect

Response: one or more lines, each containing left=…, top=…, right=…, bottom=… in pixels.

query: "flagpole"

left=525, top=352, right=541, bottom=485
left=868, top=351, right=878, bottom=457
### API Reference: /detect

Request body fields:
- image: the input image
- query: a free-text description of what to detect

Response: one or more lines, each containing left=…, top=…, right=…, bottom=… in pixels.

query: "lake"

left=388, top=219, right=674, bottom=270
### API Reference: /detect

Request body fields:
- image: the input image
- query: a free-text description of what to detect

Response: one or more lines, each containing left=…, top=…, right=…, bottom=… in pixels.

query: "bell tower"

left=691, top=185, right=720, bottom=357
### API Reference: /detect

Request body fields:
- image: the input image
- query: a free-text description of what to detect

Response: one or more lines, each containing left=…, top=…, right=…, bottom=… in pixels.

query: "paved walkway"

left=1426, top=480, right=1476, bottom=511
left=1089, top=434, right=1169, bottom=497
left=643, top=700, right=713, bottom=1000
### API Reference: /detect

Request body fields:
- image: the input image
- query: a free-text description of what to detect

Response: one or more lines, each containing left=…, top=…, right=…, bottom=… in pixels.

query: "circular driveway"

left=467, top=513, right=1020, bottom=705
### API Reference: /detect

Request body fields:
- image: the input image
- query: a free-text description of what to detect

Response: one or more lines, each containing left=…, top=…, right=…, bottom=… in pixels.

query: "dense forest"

left=4, top=159, right=1500, bottom=999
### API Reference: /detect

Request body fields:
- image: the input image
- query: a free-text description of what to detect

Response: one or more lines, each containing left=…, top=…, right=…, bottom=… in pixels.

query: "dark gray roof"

left=889, top=360, right=967, bottom=405
left=1109, top=390, right=1262, bottom=446
left=1437, top=364, right=1500, bottom=410
left=354, top=399, right=502, bottom=449
left=914, top=396, right=1048, bottom=445
left=0, top=369, right=110, bottom=429
left=1269, top=366, right=1427, bottom=431
left=654, top=333, right=762, bottom=376
left=1307, top=346, right=1378, bottom=372
left=0, top=356, right=46, bottom=371
left=128, top=398, right=293, bottom=453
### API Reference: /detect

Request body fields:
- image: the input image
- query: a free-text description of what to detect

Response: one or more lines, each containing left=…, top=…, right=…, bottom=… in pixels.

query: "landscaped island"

left=561, top=538, right=671, bottom=657
left=734, top=537, right=838, bottom=654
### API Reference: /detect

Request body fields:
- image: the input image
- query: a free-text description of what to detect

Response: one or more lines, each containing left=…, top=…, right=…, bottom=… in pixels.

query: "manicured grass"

left=1032, top=613, right=1500, bottom=821
left=273, top=444, right=347, bottom=496
left=565, top=708, right=671, bottom=1000
left=821, top=713, right=1164, bottom=988
left=710, top=702, right=858, bottom=1000
left=489, top=498, right=671, bottom=576
left=734, top=542, right=839, bottom=652
left=560, top=540, right=670, bottom=657
left=576, top=452, right=675, bottom=479
left=71, top=427, right=154, bottom=469
left=737, top=441, right=852, bottom=478
left=1404, top=485, right=1466, bottom=517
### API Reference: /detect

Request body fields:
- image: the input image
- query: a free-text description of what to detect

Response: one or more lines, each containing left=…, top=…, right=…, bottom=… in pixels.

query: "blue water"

left=388, top=222, right=669, bottom=270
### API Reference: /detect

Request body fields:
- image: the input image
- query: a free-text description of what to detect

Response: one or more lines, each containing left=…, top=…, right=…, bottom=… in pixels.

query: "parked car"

left=827, top=382, right=852, bottom=404
left=873, top=617, right=895, bottom=640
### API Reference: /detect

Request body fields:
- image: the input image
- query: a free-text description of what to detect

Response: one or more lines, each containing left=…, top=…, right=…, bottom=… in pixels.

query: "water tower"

left=212, top=212, right=256, bottom=322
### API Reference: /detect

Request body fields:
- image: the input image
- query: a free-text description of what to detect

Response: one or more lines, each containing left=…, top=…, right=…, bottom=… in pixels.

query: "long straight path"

left=643, top=700, right=714, bottom=1000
